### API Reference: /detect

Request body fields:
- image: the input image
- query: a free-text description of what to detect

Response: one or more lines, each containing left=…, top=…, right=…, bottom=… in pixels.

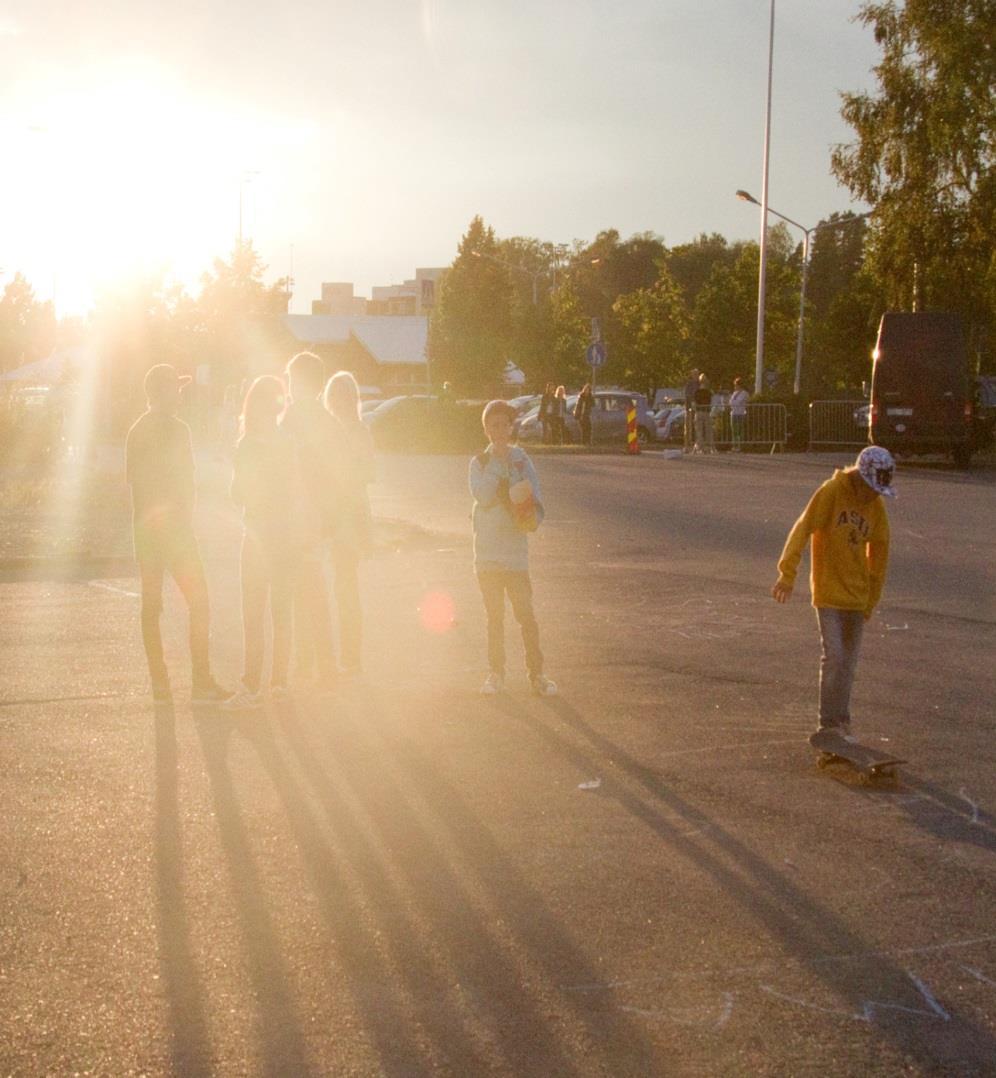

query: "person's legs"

left=332, top=541, right=362, bottom=672
left=239, top=535, right=268, bottom=694
left=683, top=407, right=693, bottom=452
left=816, top=607, right=865, bottom=731
left=477, top=571, right=506, bottom=677
left=270, top=550, right=296, bottom=689
left=732, top=414, right=744, bottom=450
left=295, top=550, right=337, bottom=681
left=694, top=410, right=707, bottom=452
left=506, top=571, right=543, bottom=679
left=139, top=558, right=169, bottom=691
left=169, top=541, right=212, bottom=687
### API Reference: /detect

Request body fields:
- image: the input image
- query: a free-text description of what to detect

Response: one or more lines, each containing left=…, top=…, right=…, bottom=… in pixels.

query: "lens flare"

left=418, top=590, right=455, bottom=634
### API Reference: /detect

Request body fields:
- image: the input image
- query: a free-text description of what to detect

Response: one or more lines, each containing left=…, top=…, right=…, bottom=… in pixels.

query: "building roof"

left=283, top=315, right=428, bottom=366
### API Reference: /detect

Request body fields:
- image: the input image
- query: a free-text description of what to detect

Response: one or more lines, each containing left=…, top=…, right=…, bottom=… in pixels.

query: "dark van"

left=869, top=312, right=975, bottom=467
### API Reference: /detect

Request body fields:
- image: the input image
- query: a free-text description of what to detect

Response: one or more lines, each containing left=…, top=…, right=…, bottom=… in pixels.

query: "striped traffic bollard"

left=626, top=403, right=640, bottom=454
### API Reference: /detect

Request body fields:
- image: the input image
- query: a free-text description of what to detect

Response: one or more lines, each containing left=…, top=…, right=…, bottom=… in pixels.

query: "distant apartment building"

left=310, top=268, right=445, bottom=317
left=311, top=282, right=367, bottom=317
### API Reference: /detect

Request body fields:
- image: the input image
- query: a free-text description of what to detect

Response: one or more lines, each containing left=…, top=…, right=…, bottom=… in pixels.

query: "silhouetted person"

left=125, top=364, right=231, bottom=705
left=573, top=383, right=594, bottom=446
left=223, top=376, right=300, bottom=709
left=280, top=351, right=341, bottom=689
left=683, top=367, right=699, bottom=453
left=324, top=371, right=375, bottom=675
left=539, top=382, right=556, bottom=444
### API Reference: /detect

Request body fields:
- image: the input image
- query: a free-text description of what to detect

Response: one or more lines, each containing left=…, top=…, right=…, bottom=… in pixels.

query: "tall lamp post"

left=737, top=190, right=868, bottom=395
left=752, top=0, right=777, bottom=398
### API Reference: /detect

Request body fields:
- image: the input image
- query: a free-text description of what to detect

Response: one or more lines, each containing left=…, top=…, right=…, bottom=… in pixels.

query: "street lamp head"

left=736, top=189, right=760, bottom=205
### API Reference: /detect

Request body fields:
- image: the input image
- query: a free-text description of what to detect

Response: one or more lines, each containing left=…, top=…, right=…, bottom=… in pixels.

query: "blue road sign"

left=586, top=341, right=607, bottom=369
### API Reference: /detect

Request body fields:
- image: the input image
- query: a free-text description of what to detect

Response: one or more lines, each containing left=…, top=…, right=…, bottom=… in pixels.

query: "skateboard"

left=809, top=728, right=905, bottom=783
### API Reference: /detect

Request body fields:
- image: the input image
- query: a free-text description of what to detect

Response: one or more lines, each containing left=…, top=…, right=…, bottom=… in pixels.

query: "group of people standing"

left=538, top=382, right=595, bottom=446
left=125, top=352, right=373, bottom=708
left=683, top=368, right=751, bottom=454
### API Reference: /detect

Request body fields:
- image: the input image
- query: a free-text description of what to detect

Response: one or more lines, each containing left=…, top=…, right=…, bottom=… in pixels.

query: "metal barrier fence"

left=708, top=403, right=788, bottom=452
left=808, top=400, right=868, bottom=449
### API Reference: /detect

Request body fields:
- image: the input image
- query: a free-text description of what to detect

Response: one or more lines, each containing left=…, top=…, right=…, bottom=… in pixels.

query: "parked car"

left=515, top=390, right=655, bottom=445
left=365, top=394, right=485, bottom=452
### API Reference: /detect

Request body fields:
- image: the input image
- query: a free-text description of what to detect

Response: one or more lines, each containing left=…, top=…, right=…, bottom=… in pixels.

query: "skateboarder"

left=771, top=446, right=896, bottom=737
left=125, top=364, right=231, bottom=705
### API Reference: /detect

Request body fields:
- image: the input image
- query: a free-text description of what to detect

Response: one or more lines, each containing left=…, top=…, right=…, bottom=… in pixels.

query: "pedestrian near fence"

left=693, top=373, right=715, bottom=453
left=683, top=367, right=699, bottom=453
left=540, top=383, right=556, bottom=444
left=729, top=377, right=749, bottom=452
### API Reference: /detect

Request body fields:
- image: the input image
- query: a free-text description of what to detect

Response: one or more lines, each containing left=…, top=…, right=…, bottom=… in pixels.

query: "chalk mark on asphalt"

left=563, top=933, right=996, bottom=993
left=87, top=580, right=140, bottom=598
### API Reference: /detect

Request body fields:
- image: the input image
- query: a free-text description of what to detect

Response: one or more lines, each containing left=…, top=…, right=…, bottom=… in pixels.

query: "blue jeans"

left=816, top=608, right=864, bottom=730
left=478, top=571, right=543, bottom=679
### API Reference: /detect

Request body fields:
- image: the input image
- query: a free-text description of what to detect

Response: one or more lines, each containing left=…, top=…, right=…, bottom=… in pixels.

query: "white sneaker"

left=531, top=675, right=558, bottom=697
left=480, top=673, right=504, bottom=695
left=221, top=688, right=264, bottom=711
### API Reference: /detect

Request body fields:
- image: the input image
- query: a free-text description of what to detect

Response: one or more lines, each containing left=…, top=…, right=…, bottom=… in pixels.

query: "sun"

left=6, top=67, right=268, bottom=313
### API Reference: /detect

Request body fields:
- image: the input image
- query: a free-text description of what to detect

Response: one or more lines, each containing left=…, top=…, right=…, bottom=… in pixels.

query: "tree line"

left=2, top=1, right=993, bottom=411
left=430, top=0, right=996, bottom=399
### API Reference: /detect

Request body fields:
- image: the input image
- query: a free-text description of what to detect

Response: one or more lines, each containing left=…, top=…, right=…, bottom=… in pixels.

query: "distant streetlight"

left=737, top=189, right=869, bottom=395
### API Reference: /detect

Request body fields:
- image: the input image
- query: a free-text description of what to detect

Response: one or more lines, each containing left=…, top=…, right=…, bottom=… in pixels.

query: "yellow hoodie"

left=777, top=468, right=890, bottom=615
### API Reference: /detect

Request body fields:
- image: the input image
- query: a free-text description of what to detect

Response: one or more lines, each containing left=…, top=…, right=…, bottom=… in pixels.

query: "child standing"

left=470, top=400, right=557, bottom=696
left=771, top=446, right=896, bottom=736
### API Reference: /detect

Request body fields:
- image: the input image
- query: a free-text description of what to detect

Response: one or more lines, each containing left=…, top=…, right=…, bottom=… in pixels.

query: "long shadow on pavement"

left=505, top=694, right=996, bottom=1072
left=240, top=702, right=486, bottom=1076
left=154, top=702, right=212, bottom=1077
left=194, top=713, right=314, bottom=1078
left=278, top=692, right=662, bottom=1075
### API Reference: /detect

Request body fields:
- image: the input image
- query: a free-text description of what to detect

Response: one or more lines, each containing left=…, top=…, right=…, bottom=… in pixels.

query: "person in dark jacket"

left=539, top=383, right=555, bottom=444
left=574, top=383, right=594, bottom=446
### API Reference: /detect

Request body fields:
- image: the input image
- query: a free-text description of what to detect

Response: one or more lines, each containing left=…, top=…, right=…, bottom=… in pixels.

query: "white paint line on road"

left=87, top=580, right=139, bottom=598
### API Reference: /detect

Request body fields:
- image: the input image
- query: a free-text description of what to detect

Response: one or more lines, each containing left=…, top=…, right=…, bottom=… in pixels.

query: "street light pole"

left=754, top=0, right=776, bottom=398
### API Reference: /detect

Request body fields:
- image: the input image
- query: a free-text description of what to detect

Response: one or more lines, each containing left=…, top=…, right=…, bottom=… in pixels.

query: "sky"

left=0, top=1, right=881, bottom=317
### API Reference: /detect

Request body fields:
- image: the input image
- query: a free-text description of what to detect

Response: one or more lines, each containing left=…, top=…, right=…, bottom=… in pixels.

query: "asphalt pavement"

left=2, top=446, right=995, bottom=1076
